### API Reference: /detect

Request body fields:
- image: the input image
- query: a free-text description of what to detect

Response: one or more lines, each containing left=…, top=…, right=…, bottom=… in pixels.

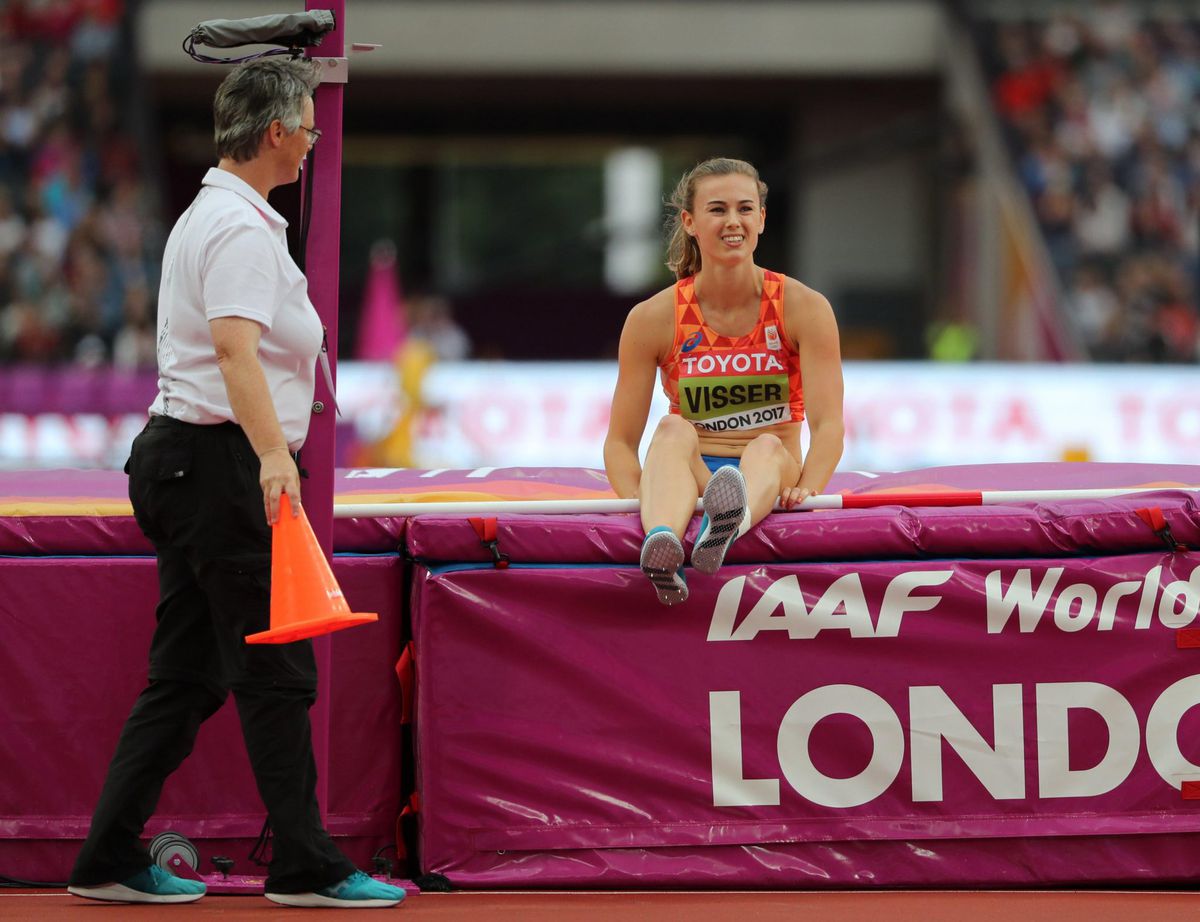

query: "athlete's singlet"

left=660, top=270, right=804, bottom=433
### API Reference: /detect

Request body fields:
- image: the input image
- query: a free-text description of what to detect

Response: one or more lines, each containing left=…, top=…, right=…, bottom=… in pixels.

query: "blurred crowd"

left=8, top=1, right=1198, bottom=372
left=985, top=2, right=1200, bottom=362
left=0, top=0, right=162, bottom=370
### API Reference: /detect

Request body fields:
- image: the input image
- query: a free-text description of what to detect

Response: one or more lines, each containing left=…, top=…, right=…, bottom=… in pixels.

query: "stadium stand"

left=0, top=0, right=161, bottom=368
left=976, top=1, right=1200, bottom=362
left=10, top=2, right=1198, bottom=373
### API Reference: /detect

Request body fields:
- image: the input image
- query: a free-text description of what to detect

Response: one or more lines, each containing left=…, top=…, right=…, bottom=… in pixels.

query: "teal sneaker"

left=640, top=526, right=688, bottom=605
left=68, top=864, right=206, bottom=903
left=692, top=465, right=748, bottom=575
left=266, top=870, right=407, bottom=908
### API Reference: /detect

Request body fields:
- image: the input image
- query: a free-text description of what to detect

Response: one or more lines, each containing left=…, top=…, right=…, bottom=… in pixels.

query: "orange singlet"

left=659, top=269, right=804, bottom=433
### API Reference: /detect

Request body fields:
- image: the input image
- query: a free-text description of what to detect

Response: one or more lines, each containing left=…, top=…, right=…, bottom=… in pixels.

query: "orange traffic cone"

left=245, top=493, right=378, bottom=644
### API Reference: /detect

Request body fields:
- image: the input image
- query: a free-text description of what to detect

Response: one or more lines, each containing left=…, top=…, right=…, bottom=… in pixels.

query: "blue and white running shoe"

left=692, top=465, right=748, bottom=575
left=266, top=870, right=406, bottom=908
left=68, top=865, right=206, bottom=904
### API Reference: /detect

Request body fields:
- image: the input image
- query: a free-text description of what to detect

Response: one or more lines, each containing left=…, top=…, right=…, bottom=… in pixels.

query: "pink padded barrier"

left=408, top=463, right=1200, bottom=888
left=0, top=555, right=405, bottom=884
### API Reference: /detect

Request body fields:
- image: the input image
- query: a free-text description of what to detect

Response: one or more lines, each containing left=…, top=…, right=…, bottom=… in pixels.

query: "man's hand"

left=259, top=447, right=301, bottom=525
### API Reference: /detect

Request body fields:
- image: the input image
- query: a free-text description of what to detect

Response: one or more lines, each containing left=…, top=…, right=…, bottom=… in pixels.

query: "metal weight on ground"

left=148, top=830, right=200, bottom=873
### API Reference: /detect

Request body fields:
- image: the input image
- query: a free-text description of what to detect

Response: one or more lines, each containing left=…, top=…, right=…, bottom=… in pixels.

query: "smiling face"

left=682, top=173, right=766, bottom=267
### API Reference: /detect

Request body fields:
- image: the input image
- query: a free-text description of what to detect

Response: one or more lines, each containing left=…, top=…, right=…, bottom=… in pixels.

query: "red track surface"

left=4, top=889, right=1200, bottom=921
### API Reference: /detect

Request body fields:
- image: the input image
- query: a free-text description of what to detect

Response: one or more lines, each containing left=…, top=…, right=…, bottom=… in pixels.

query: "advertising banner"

left=415, top=361, right=1200, bottom=469
left=6, top=361, right=1200, bottom=471
left=414, top=551, right=1200, bottom=885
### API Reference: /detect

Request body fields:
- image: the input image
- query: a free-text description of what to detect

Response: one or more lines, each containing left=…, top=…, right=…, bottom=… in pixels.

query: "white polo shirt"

left=149, top=168, right=322, bottom=451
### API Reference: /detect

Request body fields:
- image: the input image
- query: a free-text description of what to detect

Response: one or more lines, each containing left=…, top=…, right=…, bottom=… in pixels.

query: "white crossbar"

left=332, top=485, right=1200, bottom=518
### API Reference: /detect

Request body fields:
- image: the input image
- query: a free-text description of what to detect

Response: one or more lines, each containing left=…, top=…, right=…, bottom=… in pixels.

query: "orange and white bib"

left=660, top=270, right=804, bottom=432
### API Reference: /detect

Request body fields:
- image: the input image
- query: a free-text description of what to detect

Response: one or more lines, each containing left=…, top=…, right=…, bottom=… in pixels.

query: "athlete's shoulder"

left=776, top=276, right=835, bottom=351
left=627, top=281, right=679, bottom=326
left=778, top=274, right=831, bottom=313
left=772, top=273, right=830, bottom=324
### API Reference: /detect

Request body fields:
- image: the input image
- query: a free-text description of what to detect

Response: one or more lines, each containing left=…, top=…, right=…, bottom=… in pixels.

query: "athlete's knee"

left=742, top=433, right=786, bottom=464
left=650, top=414, right=699, bottom=450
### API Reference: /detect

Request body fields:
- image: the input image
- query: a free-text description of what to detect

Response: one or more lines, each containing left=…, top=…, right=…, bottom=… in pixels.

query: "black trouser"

left=69, top=416, right=355, bottom=894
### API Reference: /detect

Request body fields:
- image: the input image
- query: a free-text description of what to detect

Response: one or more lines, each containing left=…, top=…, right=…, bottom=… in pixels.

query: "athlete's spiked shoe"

left=692, top=465, right=748, bottom=575
left=640, top=527, right=688, bottom=605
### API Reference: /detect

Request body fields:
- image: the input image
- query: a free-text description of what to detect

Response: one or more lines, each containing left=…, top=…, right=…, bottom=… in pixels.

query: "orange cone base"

left=245, top=612, right=378, bottom=645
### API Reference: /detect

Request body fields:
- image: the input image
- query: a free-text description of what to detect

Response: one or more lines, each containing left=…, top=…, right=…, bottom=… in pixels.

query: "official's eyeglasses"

left=299, top=125, right=322, bottom=147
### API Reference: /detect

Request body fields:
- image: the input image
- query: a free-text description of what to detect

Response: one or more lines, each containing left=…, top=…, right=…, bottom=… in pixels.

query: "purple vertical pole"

left=306, top=10, right=343, bottom=551
left=305, top=0, right=345, bottom=820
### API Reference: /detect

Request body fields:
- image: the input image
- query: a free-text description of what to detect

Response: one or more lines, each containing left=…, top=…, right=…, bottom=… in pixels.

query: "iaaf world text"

left=706, top=564, right=1200, bottom=641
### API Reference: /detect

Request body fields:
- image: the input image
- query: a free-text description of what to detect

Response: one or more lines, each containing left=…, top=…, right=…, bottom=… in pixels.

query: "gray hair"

left=213, top=57, right=321, bottom=163
left=665, top=158, right=768, bottom=280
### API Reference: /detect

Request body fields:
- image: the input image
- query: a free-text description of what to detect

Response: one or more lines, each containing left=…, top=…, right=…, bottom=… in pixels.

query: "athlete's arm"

left=604, top=292, right=673, bottom=498
left=781, top=278, right=844, bottom=508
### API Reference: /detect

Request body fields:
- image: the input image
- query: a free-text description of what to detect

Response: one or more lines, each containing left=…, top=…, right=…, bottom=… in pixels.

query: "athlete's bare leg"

left=692, top=434, right=799, bottom=575
left=638, top=415, right=710, bottom=537
left=738, top=433, right=801, bottom=529
left=637, top=416, right=713, bottom=604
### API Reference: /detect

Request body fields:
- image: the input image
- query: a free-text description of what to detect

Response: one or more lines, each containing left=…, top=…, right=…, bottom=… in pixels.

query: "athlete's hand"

left=780, top=486, right=813, bottom=510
